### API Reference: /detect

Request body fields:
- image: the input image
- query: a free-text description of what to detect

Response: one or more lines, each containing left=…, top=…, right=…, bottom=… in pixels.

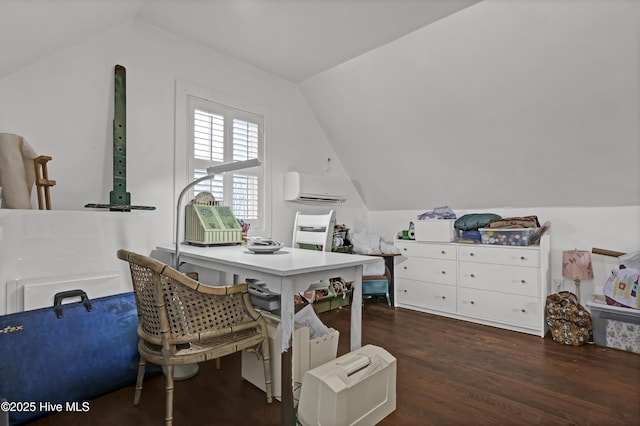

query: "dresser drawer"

left=459, top=288, right=541, bottom=330
left=396, top=241, right=456, bottom=260
left=396, top=278, right=456, bottom=313
left=458, top=245, right=539, bottom=267
left=396, top=257, right=457, bottom=285
left=459, top=262, right=540, bottom=298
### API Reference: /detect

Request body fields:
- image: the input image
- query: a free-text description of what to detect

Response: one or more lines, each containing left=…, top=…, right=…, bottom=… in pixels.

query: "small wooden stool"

left=33, top=155, right=56, bottom=210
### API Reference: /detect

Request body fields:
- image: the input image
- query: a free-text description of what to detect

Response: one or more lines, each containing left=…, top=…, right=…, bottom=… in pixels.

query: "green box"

left=312, top=290, right=351, bottom=314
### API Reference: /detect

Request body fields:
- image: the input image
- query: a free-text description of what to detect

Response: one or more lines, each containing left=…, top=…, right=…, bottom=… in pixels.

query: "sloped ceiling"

left=1, top=0, right=637, bottom=212
left=300, top=0, right=640, bottom=210
left=0, top=0, right=481, bottom=82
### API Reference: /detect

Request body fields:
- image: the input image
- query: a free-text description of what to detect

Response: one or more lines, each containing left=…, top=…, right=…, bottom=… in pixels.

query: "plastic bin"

left=478, top=227, right=537, bottom=246
left=586, top=295, right=640, bottom=354
left=413, top=219, right=456, bottom=242
left=249, top=293, right=280, bottom=313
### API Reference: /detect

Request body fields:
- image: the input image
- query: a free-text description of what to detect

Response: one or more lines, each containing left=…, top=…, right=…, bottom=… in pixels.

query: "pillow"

left=351, top=231, right=381, bottom=254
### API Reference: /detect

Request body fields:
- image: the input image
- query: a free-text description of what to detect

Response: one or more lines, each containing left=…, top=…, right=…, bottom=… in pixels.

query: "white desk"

left=156, top=244, right=377, bottom=425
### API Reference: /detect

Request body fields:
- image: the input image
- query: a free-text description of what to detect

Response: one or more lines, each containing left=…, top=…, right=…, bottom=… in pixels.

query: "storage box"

left=249, top=293, right=280, bottom=313
left=297, top=344, right=397, bottom=426
left=586, top=296, right=640, bottom=354
left=248, top=279, right=280, bottom=313
left=413, top=219, right=456, bottom=242
left=478, top=227, right=537, bottom=246
left=313, top=290, right=351, bottom=313
left=241, top=311, right=339, bottom=401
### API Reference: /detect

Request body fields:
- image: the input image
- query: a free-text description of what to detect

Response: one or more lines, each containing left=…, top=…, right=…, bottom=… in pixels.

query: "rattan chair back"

left=117, top=249, right=273, bottom=425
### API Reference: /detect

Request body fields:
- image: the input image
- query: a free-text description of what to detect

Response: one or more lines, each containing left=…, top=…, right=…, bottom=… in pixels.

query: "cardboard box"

left=413, top=219, right=456, bottom=242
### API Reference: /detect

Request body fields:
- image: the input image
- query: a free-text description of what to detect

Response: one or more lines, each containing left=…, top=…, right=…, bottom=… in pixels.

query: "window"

left=187, top=95, right=264, bottom=228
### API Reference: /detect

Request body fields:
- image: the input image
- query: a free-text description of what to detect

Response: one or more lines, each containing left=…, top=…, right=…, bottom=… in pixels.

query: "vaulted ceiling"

left=0, top=0, right=481, bottom=82
left=2, top=0, right=637, bottom=211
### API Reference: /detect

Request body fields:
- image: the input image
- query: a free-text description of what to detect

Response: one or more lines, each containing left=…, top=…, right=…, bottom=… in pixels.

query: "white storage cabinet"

left=395, top=232, right=551, bottom=337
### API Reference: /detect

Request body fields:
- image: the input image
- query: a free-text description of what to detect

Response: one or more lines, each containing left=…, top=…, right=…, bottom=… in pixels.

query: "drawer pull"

left=470, top=274, right=475, bottom=278
left=441, top=270, right=446, bottom=274
left=470, top=253, right=475, bottom=257
left=403, top=247, right=408, bottom=251
left=521, top=309, right=526, bottom=313
left=521, top=280, right=526, bottom=284
left=404, top=266, right=408, bottom=270
left=520, top=256, right=525, bottom=260
left=470, top=301, right=475, bottom=305
left=441, top=250, right=446, bottom=254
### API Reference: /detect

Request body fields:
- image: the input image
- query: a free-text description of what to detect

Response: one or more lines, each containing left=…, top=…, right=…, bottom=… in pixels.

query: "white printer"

left=297, top=344, right=397, bottom=426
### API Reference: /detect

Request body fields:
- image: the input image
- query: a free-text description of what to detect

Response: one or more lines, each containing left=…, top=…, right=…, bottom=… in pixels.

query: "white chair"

left=248, top=210, right=336, bottom=302
left=292, top=210, right=336, bottom=252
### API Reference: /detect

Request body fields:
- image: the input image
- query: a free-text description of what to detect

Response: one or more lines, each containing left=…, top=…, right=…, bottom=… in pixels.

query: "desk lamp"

left=175, top=158, right=261, bottom=270
left=172, top=158, right=261, bottom=380
left=562, top=249, right=593, bottom=303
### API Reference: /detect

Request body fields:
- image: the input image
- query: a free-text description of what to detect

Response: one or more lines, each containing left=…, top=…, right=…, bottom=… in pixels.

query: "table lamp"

left=175, top=158, right=261, bottom=270
left=562, top=249, right=593, bottom=303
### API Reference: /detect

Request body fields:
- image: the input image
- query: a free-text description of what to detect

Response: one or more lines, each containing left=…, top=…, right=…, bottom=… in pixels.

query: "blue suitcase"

left=0, top=290, right=157, bottom=425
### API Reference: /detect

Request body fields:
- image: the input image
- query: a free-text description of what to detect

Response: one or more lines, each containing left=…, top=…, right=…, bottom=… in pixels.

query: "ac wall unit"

left=284, top=171, right=347, bottom=203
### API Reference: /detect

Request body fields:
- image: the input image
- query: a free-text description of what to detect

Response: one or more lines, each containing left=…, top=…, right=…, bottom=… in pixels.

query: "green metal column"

left=85, top=64, right=154, bottom=211
left=109, top=64, right=131, bottom=210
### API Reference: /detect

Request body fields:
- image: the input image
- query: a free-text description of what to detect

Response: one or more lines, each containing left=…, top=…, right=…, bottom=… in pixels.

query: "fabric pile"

left=417, top=205, right=457, bottom=220
left=0, top=133, right=39, bottom=209
left=602, top=251, right=640, bottom=309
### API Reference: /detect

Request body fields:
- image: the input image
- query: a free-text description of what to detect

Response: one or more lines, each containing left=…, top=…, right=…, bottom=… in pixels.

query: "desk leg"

left=351, top=266, right=363, bottom=351
left=280, top=277, right=296, bottom=426
left=281, top=349, right=294, bottom=425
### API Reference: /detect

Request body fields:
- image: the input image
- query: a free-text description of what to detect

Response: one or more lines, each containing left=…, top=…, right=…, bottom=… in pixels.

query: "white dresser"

left=395, top=232, right=550, bottom=337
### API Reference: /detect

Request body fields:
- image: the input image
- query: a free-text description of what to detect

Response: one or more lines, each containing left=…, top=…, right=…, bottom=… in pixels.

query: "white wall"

left=0, top=20, right=368, bottom=252
left=0, top=210, right=152, bottom=315
left=368, top=206, right=640, bottom=306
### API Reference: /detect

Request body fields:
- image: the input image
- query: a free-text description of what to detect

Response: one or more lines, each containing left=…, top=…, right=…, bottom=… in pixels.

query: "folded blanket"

left=603, top=267, right=640, bottom=309
left=488, top=215, right=540, bottom=229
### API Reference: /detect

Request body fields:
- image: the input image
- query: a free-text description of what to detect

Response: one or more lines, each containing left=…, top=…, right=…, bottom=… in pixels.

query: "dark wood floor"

left=30, top=300, right=640, bottom=425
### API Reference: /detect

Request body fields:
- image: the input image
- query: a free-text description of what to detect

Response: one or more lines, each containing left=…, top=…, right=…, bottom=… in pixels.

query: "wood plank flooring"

left=30, top=300, right=640, bottom=425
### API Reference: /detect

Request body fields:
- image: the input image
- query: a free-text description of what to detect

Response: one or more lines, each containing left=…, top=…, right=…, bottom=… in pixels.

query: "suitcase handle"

left=54, top=290, right=92, bottom=319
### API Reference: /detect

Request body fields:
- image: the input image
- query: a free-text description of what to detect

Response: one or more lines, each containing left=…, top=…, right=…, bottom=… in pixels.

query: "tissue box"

left=413, top=220, right=455, bottom=242
left=241, top=311, right=339, bottom=401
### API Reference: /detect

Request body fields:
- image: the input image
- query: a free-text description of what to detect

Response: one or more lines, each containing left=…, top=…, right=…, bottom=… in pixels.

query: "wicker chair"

left=117, top=249, right=273, bottom=425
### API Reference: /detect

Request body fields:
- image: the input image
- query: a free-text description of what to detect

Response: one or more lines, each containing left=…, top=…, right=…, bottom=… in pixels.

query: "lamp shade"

left=562, top=250, right=594, bottom=280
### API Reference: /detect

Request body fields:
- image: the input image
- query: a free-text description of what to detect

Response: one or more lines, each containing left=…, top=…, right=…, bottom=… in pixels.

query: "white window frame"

left=174, top=81, right=270, bottom=241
